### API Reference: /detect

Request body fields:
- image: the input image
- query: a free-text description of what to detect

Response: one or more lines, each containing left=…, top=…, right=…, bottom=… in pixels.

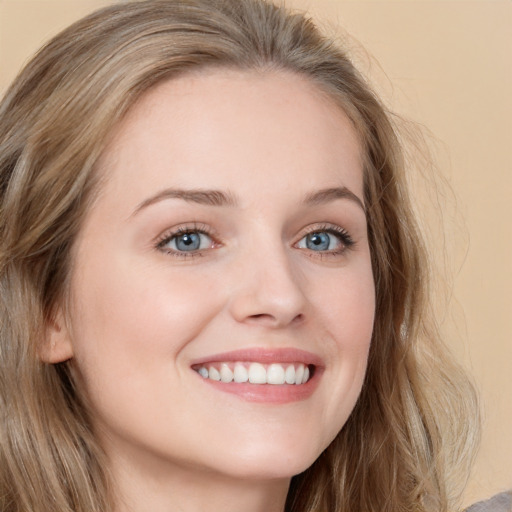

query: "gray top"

left=465, top=491, right=512, bottom=512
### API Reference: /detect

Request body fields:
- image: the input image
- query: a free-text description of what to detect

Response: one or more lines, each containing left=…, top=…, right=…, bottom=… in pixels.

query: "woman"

left=0, top=0, right=478, bottom=511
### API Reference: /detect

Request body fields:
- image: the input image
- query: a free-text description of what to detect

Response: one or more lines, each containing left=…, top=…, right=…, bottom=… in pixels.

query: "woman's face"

left=59, top=70, right=375, bottom=482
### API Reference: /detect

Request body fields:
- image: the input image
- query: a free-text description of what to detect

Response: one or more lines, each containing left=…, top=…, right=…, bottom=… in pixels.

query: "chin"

left=205, top=436, right=327, bottom=481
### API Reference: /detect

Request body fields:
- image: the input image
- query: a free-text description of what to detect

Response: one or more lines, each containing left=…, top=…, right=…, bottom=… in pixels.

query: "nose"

left=227, top=245, right=308, bottom=329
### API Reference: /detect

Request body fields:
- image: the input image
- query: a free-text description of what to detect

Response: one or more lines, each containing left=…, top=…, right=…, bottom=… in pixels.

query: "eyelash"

left=155, top=222, right=355, bottom=260
left=156, top=223, right=217, bottom=259
left=298, top=224, right=355, bottom=259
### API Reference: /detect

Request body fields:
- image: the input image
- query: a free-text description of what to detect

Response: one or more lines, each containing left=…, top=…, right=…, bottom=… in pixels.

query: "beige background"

left=0, top=0, right=510, bottom=507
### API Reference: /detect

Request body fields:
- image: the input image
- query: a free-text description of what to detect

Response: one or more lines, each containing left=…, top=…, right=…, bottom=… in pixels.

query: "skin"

left=48, top=69, right=375, bottom=512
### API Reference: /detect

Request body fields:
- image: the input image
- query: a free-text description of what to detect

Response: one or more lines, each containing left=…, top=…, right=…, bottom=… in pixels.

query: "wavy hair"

left=0, top=1, right=478, bottom=511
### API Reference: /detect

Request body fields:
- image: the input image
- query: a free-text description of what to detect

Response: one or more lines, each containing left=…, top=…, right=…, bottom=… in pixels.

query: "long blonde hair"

left=0, top=1, right=478, bottom=511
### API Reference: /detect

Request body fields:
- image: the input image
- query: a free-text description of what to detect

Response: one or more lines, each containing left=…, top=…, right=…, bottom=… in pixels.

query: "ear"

left=39, top=309, right=74, bottom=363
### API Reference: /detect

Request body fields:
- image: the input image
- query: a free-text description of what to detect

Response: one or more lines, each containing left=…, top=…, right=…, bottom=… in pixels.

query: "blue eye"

left=296, top=228, right=353, bottom=253
left=304, top=232, right=332, bottom=251
left=159, top=230, right=213, bottom=252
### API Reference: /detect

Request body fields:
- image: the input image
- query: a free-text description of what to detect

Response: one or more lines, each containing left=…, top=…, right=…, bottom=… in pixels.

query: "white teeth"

left=266, top=363, right=286, bottom=385
left=233, top=363, right=249, bottom=383
left=208, top=366, right=220, bottom=381
left=302, top=365, right=310, bottom=384
left=196, top=362, right=312, bottom=385
left=220, top=363, right=233, bottom=383
left=248, top=362, right=267, bottom=384
left=294, top=364, right=304, bottom=385
left=285, top=364, right=295, bottom=384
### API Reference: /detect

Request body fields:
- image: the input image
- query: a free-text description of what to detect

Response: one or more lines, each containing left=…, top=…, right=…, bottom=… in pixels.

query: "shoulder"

left=465, top=491, right=512, bottom=512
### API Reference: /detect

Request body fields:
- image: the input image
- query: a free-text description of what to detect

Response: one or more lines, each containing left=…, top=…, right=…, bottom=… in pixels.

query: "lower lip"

left=197, top=370, right=321, bottom=404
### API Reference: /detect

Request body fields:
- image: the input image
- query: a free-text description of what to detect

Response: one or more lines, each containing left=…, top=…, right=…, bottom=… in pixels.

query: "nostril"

left=247, top=313, right=276, bottom=323
left=246, top=312, right=304, bottom=327
left=292, top=313, right=305, bottom=323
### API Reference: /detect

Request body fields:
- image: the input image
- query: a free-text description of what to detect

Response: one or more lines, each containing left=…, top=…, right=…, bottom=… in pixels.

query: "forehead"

left=96, top=68, right=364, bottom=207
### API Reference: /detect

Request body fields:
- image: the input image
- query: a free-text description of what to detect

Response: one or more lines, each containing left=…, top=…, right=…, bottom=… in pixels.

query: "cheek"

left=66, top=255, right=230, bottom=446
left=320, top=261, right=375, bottom=349
left=67, top=253, right=224, bottom=384
left=334, top=268, right=374, bottom=376
left=311, top=261, right=374, bottom=430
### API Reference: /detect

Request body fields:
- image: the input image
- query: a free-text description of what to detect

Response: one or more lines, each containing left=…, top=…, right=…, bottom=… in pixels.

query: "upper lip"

left=190, top=348, right=324, bottom=368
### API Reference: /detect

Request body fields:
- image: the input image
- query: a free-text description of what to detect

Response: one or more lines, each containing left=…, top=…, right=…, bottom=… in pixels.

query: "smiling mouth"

left=192, top=362, right=314, bottom=385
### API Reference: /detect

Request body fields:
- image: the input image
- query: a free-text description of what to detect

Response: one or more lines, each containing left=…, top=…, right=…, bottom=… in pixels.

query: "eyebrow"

left=304, top=187, right=365, bottom=211
left=132, top=185, right=364, bottom=216
left=132, top=188, right=237, bottom=215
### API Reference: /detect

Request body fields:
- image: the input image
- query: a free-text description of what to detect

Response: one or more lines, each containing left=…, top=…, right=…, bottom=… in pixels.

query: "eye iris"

left=176, top=232, right=201, bottom=251
left=306, top=232, right=330, bottom=251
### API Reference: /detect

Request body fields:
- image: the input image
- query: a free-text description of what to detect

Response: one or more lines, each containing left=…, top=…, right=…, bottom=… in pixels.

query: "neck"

left=108, top=444, right=291, bottom=512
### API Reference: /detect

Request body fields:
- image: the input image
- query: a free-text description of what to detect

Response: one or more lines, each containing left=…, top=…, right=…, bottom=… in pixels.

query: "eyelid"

left=294, top=223, right=355, bottom=256
left=154, top=221, right=355, bottom=260
left=155, top=222, right=220, bottom=258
